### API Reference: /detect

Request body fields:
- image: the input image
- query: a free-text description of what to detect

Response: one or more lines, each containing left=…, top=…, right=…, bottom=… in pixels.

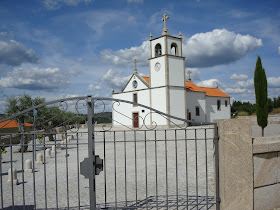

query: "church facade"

left=112, top=14, right=230, bottom=128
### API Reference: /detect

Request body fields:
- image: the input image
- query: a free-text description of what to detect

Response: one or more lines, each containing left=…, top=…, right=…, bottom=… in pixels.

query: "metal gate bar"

left=0, top=96, right=220, bottom=209
left=95, top=127, right=216, bottom=209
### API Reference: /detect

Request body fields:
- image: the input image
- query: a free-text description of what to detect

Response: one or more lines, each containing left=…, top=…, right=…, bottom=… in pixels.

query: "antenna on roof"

left=216, top=82, right=219, bottom=88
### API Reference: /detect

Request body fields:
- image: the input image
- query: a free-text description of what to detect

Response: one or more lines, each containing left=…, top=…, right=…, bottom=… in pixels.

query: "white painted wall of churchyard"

left=186, top=91, right=206, bottom=122
left=206, top=96, right=230, bottom=122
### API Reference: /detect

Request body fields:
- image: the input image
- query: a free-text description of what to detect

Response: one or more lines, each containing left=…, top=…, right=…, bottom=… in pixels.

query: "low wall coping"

left=253, top=136, right=280, bottom=154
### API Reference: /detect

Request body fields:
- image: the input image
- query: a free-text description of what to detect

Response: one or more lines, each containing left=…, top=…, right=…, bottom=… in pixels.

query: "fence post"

left=87, top=95, right=96, bottom=210
left=214, top=123, right=220, bottom=210
left=215, top=119, right=253, bottom=210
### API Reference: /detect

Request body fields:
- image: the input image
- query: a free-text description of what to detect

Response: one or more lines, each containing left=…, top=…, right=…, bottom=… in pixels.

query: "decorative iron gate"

left=0, top=96, right=220, bottom=209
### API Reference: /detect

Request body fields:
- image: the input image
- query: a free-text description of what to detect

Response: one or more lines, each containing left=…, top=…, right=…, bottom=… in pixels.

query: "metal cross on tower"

left=134, top=59, right=138, bottom=72
left=162, top=14, right=170, bottom=35
left=187, top=70, right=192, bottom=81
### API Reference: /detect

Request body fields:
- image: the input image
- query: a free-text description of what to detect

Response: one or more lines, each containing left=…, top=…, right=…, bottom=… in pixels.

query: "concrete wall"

left=253, top=136, right=280, bottom=210
left=216, top=118, right=280, bottom=210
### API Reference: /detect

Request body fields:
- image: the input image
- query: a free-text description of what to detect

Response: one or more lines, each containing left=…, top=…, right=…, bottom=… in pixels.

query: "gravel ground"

left=1, top=126, right=216, bottom=209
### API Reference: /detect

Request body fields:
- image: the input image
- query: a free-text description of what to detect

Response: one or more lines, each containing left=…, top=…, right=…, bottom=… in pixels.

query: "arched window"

left=171, top=43, right=178, bottom=56
left=155, top=43, right=162, bottom=57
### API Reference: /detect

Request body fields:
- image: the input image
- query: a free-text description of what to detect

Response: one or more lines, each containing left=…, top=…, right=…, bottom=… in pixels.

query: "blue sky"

left=0, top=0, right=280, bottom=113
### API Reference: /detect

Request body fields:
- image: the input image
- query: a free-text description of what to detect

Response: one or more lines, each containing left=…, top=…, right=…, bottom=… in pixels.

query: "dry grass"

left=270, top=108, right=280, bottom=115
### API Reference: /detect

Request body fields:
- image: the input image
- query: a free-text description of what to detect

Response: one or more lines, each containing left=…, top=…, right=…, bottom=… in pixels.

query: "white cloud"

left=87, top=84, right=101, bottom=91
left=101, top=69, right=130, bottom=90
left=127, top=0, right=143, bottom=3
left=268, top=77, right=280, bottom=88
left=128, top=16, right=136, bottom=22
left=183, top=29, right=263, bottom=67
left=224, top=87, right=253, bottom=94
left=233, top=77, right=280, bottom=89
left=228, top=10, right=252, bottom=19
left=100, top=41, right=150, bottom=67
left=197, top=79, right=225, bottom=89
left=186, top=68, right=200, bottom=81
left=0, top=67, right=70, bottom=90
left=234, top=79, right=254, bottom=89
left=43, top=0, right=92, bottom=10
left=0, top=40, right=39, bottom=66
left=230, top=73, right=249, bottom=80
left=100, top=29, right=262, bottom=68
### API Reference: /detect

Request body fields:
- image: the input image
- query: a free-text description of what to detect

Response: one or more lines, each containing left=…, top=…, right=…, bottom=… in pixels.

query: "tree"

left=254, top=56, right=268, bottom=136
left=5, top=94, right=45, bottom=151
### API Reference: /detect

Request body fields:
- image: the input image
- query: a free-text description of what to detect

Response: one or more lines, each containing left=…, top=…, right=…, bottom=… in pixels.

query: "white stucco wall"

left=169, top=87, right=186, bottom=125
left=123, top=74, right=148, bottom=92
left=150, top=87, right=168, bottom=125
left=186, top=91, right=206, bottom=122
left=166, top=37, right=182, bottom=56
left=206, top=96, right=231, bottom=122
left=149, top=56, right=166, bottom=88
left=151, top=37, right=166, bottom=57
left=112, top=89, right=150, bottom=128
left=168, top=57, right=185, bottom=87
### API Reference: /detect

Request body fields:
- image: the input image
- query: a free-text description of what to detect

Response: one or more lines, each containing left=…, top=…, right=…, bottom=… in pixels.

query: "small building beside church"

left=112, top=14, right=230, bottom=128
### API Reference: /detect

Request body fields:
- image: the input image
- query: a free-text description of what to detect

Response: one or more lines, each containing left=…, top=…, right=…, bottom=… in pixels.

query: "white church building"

left=112, top=14, right=230, bottom=128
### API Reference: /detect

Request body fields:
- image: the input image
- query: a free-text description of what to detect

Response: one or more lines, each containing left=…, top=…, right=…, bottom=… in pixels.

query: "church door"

left=132, top=112, right=139, bottom=128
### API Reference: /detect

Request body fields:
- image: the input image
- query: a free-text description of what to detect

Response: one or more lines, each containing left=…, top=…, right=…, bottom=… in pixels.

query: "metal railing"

left=0, top=96, right=220, bottom=209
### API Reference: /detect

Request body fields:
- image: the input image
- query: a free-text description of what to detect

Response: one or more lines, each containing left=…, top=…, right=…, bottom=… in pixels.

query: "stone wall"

left=215, top=119, right=280, bottom=210
left=253, top=136, right=280, bottom=210
left=237, top=115, right=280, bottom=125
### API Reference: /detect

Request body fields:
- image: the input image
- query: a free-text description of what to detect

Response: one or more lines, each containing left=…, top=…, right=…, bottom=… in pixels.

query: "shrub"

left=237, top=111, right=249, bottom=116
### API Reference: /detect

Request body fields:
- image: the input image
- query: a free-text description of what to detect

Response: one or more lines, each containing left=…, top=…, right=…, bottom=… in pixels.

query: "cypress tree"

left=254, top=56, right=268, bottom=136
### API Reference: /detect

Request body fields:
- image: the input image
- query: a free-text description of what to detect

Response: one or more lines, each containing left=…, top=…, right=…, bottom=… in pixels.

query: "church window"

left=225, top=100, right=228, bottom=107
left=133, top=93, right=138, bottom=106
left=217, top=100, right=221, bottom=111
left=196, top=106, right=200, bottom=116
left=155, top=43, right=162, bottom=57
left=171, top=43, right=178, bottom=56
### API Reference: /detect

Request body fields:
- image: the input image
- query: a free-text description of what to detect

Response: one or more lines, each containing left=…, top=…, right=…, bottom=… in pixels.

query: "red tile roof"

left=186, top=81, right=230, bottom=97
left=0, top=120, right=33, bottom=129
left=142, top=76, right=229, bottom=98
left=142, top=76, right=149, bottom=83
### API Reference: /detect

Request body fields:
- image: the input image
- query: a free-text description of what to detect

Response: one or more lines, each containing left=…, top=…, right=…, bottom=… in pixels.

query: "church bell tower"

left=149, top=14, right=186, bottom=126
